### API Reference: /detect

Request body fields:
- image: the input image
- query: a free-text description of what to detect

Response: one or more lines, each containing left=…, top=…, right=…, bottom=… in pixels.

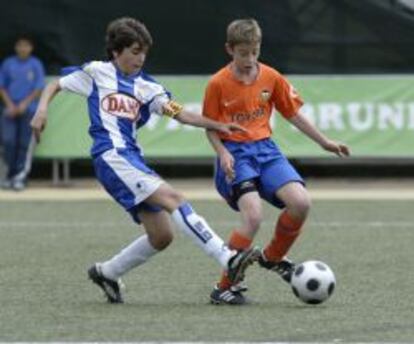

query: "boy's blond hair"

left=226, top=19, right=262, bottom=46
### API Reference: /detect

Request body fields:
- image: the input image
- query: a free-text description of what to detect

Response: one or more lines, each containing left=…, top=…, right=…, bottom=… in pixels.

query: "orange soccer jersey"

left=203, top=63, right=304, bottom=142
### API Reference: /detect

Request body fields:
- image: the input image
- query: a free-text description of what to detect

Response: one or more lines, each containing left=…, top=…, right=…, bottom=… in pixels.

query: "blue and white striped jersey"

left=59, top=61, right=170, bottom=157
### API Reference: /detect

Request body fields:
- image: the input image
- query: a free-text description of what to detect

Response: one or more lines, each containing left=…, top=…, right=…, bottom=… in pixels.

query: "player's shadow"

left=83, top=299, right=335, bottom=310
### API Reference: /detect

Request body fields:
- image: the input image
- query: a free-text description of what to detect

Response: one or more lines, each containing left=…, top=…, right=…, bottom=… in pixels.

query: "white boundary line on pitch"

left=0, top=342, right=409, bottom=344
left=0, top=342, right=410, bottom=344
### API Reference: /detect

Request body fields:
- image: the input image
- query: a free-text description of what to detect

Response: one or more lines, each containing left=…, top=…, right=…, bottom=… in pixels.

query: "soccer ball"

left=290, top=260, right=336, bottom=304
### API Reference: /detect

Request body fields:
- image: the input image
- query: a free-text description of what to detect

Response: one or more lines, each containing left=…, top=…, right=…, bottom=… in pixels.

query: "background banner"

left=34, top=75, right=414, bottom=159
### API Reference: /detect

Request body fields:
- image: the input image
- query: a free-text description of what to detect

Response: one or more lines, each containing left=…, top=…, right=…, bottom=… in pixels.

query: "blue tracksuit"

left=0, top=55, right=45, bottom=181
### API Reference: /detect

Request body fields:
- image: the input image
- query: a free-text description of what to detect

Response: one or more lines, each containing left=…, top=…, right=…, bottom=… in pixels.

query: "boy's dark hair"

left=15, top=34, right=34, bottom=45
left=105, top=17, right=153, bottom=59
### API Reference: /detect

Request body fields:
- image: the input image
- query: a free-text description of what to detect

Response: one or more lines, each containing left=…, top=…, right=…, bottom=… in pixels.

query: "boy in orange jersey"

left=203, top=18, right=350, bottom=305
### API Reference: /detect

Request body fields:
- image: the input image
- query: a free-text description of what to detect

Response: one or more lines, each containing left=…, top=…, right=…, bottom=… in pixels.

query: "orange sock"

left=263, top=210, right=303, bottom=262
left=218, top=230, right=252, bottom=290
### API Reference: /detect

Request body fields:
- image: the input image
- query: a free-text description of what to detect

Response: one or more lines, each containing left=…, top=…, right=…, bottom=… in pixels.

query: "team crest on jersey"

left=101, top=93, right=141, bottom=120
left=260, top=89, right=271, bottom=102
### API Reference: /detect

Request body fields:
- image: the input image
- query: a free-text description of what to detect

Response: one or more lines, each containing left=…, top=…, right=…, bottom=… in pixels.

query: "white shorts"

left=93, top=148, right=164, bottom=223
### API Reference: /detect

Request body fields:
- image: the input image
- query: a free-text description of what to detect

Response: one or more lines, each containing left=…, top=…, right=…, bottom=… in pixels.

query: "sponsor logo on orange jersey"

left=260, top=89, right=271, bottom=103
left=101, top=93, right=141, bottom=120
left=230, top=107, right=265, bottom=123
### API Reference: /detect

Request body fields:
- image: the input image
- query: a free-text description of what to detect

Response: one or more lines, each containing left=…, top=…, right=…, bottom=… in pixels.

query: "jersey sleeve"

left=272, top=74, right=303, bottom=119
left=202, top=78, right=221, bottom=120
left=59, top=64, right=93, bottom=97
left=137, top=72, right=172, bottom=116
left=149, top=93, right=171, bottom=115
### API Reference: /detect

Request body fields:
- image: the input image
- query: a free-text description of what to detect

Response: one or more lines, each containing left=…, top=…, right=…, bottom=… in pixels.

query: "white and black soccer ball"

left=290, top=260, right=336, bottom=305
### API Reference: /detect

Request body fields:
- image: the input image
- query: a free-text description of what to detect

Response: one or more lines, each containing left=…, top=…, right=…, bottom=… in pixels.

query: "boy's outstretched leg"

left=88, top=210, right=173, bottom=303
left=170, top=202, right=259, bottom=284
left=146, top=183, right=260, bottom=285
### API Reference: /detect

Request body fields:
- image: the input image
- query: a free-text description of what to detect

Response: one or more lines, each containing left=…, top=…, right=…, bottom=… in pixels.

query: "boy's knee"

left=150, top=185, right=186, bottom=212
left=148, top=230, right=173, bottom=250
left=165, top=190, right=185, bottom=211
left=288, top=195, right=311, bottom=219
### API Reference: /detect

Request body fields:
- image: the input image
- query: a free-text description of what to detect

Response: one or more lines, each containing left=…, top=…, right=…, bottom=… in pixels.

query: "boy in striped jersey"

left=31, top=17, right=259, bottom=304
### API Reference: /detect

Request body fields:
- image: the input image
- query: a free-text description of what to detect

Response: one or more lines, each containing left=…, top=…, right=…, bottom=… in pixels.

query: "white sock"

left=171, top=202, right=233, bottom=268
left=101, top=234, right=158, bottom=280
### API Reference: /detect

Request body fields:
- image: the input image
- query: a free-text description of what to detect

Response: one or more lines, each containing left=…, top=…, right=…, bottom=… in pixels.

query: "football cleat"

left=226, top=247, right=261, bottom=284
left=88, top=263, right=124, bottom=303
left=230, top=281, right=249, bottom=293
left=258, top=253, right=295, bottom=283
left=210, top=285, right=247, bottom=305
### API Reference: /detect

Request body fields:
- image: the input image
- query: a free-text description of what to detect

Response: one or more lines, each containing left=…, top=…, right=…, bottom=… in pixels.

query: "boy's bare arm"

left=288, top=112, right=350, bottom=157
left=164, top=101, right=246, bottom=135
left=206, top=130, right=235, bottom=180
left=206, top=130, right=228, bottom=155
left=31, top=79, right=61, bottom=142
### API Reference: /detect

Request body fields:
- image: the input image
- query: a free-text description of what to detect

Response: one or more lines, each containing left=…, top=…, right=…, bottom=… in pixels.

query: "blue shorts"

left=214, top=138, right=304, bottom=211
left=93, top=148, right=163, bottom=224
